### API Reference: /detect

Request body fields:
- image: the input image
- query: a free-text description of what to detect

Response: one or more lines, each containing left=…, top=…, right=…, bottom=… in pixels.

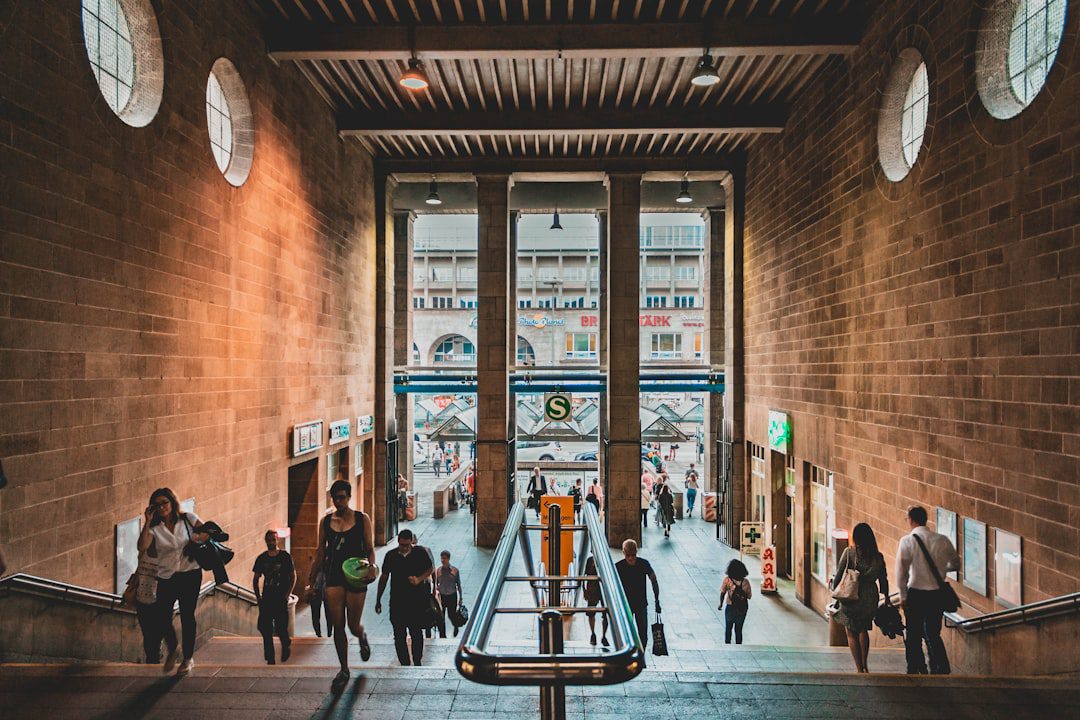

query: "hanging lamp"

left=425, top=176, right=442, bottom=205
left=550, top=206, right=563, bottom=230
left=676, top=175, right=693, bottom=204
left=690, top=53, right=720, bottom=87
left=399, top=58, right=430, bottom=90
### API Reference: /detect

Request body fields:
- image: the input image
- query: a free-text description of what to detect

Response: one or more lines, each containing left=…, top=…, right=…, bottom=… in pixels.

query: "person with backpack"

left=830, top=523, right=889, bottom=673
left=718, top=559, right=752, bottom=644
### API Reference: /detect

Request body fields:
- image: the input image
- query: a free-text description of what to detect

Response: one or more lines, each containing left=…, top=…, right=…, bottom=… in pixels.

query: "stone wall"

left=0, top=1, right=375, bottom=591
left=743, top=0, right=1078, bottom=620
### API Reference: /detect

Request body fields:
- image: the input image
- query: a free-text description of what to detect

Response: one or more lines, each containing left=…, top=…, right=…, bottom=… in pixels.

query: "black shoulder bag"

left=912, top=534, right=960, bottom=613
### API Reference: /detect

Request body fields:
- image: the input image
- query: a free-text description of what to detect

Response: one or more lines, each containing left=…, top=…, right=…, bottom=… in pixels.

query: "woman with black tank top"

left=309, top=479, right=378, bottom=684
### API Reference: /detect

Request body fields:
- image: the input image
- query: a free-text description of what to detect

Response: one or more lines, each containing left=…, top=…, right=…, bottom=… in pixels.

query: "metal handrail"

left=945, top=591, right=1080, bottom=634
left=455, top=501, right=644, bottom=687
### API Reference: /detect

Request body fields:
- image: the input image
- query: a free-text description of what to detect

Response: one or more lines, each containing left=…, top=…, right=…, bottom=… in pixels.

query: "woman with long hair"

left=831, top=522, right=890, bottom=673
left=656, top=481, right=675, bottom=537
left=718, top=559, right=752, bottom=644
left=137, top=487, right=204, bottom=675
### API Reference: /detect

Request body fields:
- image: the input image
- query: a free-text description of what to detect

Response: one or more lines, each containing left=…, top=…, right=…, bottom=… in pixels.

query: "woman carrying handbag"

left=830, top=523, right=890, bottom=673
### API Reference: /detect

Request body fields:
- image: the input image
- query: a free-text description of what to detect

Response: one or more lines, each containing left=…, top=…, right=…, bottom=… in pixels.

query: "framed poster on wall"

left=292, top=420, right=323, bottom=457
left=962, top=518, right=987, bottom=595
left=994, top=529, right=1022, bottom=608
left=935, top=507, right=958, bottom=580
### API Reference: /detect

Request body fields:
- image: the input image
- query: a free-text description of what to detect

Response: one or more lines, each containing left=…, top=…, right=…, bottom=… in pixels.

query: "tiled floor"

left=0, top=663, right=1075, bottom=720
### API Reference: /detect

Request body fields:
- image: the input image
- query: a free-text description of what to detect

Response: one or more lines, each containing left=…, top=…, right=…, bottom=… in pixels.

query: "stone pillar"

left=475, top=174, right=512, bottom=547
left=394, top=212, right=415, bottom=491
left=374, top=174, right=398, bottom=544
left=722, top=169, right=746, bottom=548
left=704, top=207, right=725, bottom=501
left=604, top=173, right=642, bottom=548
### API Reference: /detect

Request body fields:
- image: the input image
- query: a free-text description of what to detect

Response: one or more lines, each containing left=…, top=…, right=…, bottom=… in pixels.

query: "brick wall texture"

left=0, top=1, right=375, bottom=590
left=744, top=0, right=1078, bottom=611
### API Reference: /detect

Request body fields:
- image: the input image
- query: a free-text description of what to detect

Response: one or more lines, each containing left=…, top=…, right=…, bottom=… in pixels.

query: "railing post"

left=547, top=506, right=561, bottom=606
left=538, top=609, right=566, bottom=720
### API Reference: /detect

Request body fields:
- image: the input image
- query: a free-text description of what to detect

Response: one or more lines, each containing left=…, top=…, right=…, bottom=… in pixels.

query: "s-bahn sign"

left=543, top=393, right=573, bottom=422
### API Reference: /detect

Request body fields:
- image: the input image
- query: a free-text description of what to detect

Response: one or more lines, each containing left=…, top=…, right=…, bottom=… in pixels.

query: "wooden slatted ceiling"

left=261, top=0, right=858, bottom=160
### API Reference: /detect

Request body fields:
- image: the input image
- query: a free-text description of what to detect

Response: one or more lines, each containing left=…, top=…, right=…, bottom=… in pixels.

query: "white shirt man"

left=894, top=506, right=960, bottom=675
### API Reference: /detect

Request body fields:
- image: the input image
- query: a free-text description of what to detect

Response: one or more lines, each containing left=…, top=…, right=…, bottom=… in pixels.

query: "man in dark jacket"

left=253, top=530, right=295, bottom=664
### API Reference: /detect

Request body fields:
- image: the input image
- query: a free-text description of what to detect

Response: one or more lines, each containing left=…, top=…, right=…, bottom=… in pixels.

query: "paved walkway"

left=0, top=662, right=1074, bottom=720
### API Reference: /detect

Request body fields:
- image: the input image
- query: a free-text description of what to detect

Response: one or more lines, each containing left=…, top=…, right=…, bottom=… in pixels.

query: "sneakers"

left=359, top=631, right=371, bottom=662
left=162, top=647, right=179, bottom=674
left=177, top=658, right=194, bottom=675
left=601, top=636, right=610, bottom=647
left=333, top=669, right=350, bottom=686
left=590, top=632, right=597, bottom=645
left=281, top=642, right=291, bottom=663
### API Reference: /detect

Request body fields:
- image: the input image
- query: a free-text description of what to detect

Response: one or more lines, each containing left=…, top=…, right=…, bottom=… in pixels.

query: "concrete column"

left=722, top=168, right=746, bottom=548
left=394, top=211, right=415, bottom=493
left=374, top=174, right=398, bottom=544
left=604, top=173, right=642, bottom=548
left=475, top=174, right=512, bottom=547
left=704, top=206, right=725, bottom=539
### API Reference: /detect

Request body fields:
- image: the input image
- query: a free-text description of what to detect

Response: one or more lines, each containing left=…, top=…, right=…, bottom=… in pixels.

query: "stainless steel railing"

left=945, top=591, right=1080, bottom=633
left=456, top=501, right=644, bottom=718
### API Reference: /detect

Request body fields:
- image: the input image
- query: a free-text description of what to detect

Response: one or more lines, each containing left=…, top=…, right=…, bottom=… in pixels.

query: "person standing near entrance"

left=527, top=467, right=547, bottom=519
left=253, top=530, right=295, bottom=665
left=615, top=539, right=661, bottom=653
left=684, top=464, right=700, bottom=518
left=310, top=480, right=378, bottom=684
left=895, top=505, right=961, bottom=675
left=139, top=487, right=205, bottom=676
left=375, top=529, right=434, bottom=666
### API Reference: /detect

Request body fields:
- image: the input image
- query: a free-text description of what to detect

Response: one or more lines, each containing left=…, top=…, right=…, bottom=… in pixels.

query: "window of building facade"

left=810, top=464, right=835, bottom=583
left=431, top=296, right=453, bottom=309
left=431, top=266, right=453, bottom=282
left=413, top=297, right=425, bottom=309
left=434, top=336, right=475, bottom=364
left=563, top=297, right=584, bottom=309
left=674, top=295, right=696, bottom=308
left=650, top=333, right=682, bottom=359
left=458, top=297, right=477, bottom=309
left=537, top=298, right=553, bottom=309
left=565, top=333, right=597, bottom=359
left=80, top=0, right=163, bottom=127
left=457, top=265, right=476, bottom=282
left=518, top=298, right=532, bottom=309
left=414, top=268, right=426, bottom=284
left=645, top=266, right=671, bottom=283
left=675, top=266, right=697, bottom=281
left=979, top=0, right=1068, bottom=118
left=516, top=336, right=536, bottom=366
left=878, top=49, right=930, bottom=182
left=205, top=58, right=253, bottom=186
left=645, top=295, right=668, bottom=309
left=750, top=444, right=766, bottom=523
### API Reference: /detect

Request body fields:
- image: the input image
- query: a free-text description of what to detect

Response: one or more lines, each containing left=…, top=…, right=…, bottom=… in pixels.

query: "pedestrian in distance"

left=831, top=523, right=889, bottom=673
left=895, top=505, right=961, bottom=675
left=310, top=479, right=378, bottom=685
left=684, top=464, right=700, bottom=518
left=640, top=481, right=652, bottom=528
left=376, top=529, right=435, bottom=666
left=718, top=559, right=752, bottom=644
left=585, top=478, right=604, bottom=520
left=434, top=550, right=463, bottom=638
left=570, top=478, right=583, bottom=523
left=526, top=467, right=547, bottom=519
left=583, top=555, right=609, bottom=647
left=615, top=539, right=661, bottom=656
left=305, top=551, right=332, bottom=638
left=656, top=480, right=675, bottom=537
left=253, top=530, right=295, bottom=665
left=432, top=448, right=442, bottom=478
left=138, top=487, right=205, bottom=676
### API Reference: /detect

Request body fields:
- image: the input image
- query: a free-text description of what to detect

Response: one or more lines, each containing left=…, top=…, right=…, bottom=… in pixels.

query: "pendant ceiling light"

left=690, top=53, right=720, bottom=87
left=550, top=206, right=563, bottom=230
left=676, top=176, right=693, bottom=204
left=425, top=176, right=442, bottom=205
left=399, top=58, right=430, bottom=91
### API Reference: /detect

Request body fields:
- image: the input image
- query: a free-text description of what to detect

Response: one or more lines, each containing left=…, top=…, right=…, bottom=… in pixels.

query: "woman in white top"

left=138, top=487, right=206, bottom=675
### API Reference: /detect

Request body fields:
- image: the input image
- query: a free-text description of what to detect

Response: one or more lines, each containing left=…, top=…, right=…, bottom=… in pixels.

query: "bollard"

left=538, top=609, right=566, bottom=720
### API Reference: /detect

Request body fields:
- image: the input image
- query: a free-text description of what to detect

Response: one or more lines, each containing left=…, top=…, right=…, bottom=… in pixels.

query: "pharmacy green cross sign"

left=543, top=393, right=573, bottom=422
left=740, top=521, right=765, bottom=555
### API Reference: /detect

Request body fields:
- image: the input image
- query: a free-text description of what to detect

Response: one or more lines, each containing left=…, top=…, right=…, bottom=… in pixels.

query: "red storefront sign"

left=580, top=315, right=671, bottom=327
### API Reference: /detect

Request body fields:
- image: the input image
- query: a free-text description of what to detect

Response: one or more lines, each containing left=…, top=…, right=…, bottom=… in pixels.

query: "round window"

left=80, top=0, right=163, bottom=127
left=977, top=0, right=1068, bottom=120
left=205, top=58, right=254, bottom=186
left=878, top=49, right=930, bottom=183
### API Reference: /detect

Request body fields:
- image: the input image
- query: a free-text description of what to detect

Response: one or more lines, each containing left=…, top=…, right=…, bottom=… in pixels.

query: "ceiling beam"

left=375, top=154, right=746, bottom=178
left=339, top=106, right=786, bottom=137
left=267, top=18, right=863, bottom=62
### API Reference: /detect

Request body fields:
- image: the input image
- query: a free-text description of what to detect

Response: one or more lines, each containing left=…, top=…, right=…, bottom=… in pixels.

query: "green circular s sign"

left=544, top=393, right=573, bottom=422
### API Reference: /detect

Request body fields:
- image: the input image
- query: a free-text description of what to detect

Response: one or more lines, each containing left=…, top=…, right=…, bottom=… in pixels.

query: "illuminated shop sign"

left=581, top=315, right=700, bottom=327
left=768, top=410, right=791, bottom=454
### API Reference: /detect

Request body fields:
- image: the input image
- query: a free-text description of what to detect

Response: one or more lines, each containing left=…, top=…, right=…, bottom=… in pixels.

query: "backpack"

left=729, top=580, right=749, bottom=612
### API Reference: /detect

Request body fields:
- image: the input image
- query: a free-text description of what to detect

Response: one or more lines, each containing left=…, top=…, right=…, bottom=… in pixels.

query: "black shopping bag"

left=651, top=613, right=669, bottom=656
